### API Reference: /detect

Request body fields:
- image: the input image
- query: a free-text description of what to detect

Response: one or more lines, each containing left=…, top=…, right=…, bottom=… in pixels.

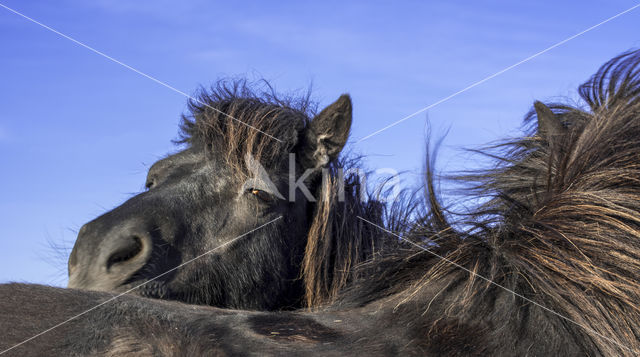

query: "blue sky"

left=0, top=0, right=638, bottom=286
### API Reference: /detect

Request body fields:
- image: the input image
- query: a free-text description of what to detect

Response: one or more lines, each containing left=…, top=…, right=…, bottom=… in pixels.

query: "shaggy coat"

left=2, top=51, right=640, bottom=356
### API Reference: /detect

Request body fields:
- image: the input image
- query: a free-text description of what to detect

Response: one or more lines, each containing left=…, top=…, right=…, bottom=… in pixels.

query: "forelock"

left=178, top=79, right=315, bottom=176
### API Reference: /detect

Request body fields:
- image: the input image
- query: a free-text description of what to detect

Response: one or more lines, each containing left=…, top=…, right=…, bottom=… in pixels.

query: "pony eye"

left=249, top=188, right=273, bottom=202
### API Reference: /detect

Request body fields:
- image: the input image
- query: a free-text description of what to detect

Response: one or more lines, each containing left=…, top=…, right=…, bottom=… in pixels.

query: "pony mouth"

left=126, top=280, right=171, bottom=299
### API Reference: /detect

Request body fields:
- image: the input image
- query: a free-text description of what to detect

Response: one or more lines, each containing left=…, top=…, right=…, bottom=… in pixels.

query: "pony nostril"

left=106, top=236, right=143, bottom=271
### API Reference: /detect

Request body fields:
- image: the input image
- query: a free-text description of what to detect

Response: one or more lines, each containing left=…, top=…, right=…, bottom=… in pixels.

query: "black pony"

left=67, top=83, right=386, bottom=310
left=2, top=51, right=640, bottom=356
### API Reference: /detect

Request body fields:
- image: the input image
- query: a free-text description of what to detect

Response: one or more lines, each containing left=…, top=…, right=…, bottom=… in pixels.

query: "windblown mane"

left=339, top=50, right=640, bottom=355
left=166, top=52, right=640, bottom=353
left=5, top=50, right=640, bottom=357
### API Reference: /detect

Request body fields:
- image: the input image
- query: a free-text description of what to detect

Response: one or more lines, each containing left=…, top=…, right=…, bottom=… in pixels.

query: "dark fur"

left=336, top=50, right=640, bottom=355
left=66, top=80, right=380, bottom=310
left=2, top=51, right=640, bottom=356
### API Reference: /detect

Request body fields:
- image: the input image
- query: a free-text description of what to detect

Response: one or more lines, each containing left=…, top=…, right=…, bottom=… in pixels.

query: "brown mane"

left=337, top=50, right=640, bottom=355
left=153, top=52, right=640, bottom=353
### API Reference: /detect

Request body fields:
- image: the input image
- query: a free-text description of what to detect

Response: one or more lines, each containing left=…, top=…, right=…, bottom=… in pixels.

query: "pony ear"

left=298, top=94, right=352, bottom=170
left=534, top=101, right=565, bottom=139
